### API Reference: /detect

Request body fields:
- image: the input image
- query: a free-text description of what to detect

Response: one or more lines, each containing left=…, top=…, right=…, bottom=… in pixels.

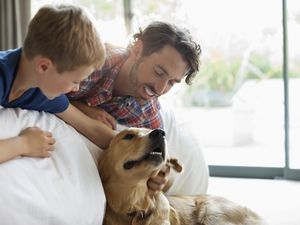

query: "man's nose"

left=72, top=84, right=80, bottom=92
left=154, top=81, right=168, bottom=95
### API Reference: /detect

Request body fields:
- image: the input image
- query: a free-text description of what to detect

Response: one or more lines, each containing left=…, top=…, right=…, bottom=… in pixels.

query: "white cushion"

left=0, top=102, right=208, bottom=225
left=0, top=108, right=105, bottom=225
left=160, top=103, right=209, bottom=195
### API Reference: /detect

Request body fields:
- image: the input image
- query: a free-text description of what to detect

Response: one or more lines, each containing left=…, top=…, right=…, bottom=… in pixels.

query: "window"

left=130, top=0, right=300, bottom=179
left=288, top=0, right=300, bottom=169
left=32, top=0, right=300, bottom=179
left=132, top=0, right=285, bottom=168
left=32, top=0, right=127, bottom=45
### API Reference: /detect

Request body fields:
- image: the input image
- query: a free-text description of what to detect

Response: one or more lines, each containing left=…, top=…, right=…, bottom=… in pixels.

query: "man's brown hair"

left=132, top=21, right=201, bottom=85
left=23, top=4, right=105, bottom=73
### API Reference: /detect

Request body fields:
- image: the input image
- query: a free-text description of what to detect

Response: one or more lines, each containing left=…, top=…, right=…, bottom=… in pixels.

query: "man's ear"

left=35, top=56, right=53, bottom=73
left=167, top=158, right=183, bottom=173
left=131, top=40, right=143, bottom=59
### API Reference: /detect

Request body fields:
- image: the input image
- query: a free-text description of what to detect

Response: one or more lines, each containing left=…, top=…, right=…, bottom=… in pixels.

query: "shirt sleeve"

left=45, top=95, right=70, bottom=114
left=0, top=68, right=5, bottom=105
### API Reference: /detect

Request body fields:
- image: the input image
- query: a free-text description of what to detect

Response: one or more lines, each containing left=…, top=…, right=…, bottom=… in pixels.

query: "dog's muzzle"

left=123, top=129, right=166, bottom=170
left=147, top=129, right=166, bottom=161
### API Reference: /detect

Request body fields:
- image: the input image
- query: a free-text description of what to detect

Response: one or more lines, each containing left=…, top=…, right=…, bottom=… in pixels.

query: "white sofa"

left=0, top=106, right=208, bottom=225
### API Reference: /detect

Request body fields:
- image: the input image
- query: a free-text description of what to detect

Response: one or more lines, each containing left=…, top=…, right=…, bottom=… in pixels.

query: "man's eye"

left=168, top=81, right=174, bottom=86
left=123, top=133, right=135, bottom=140
left=154, top=67, right=164, bottom=77
left=155, top=71, right=163, bottom=77
left=168, top=80, right=178, bottom=86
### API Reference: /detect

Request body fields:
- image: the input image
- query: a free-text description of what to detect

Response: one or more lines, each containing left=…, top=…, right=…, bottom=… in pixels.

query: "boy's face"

left=38, top=64, right=94, bottom=100
left=128, top=44, right=187, bottom=101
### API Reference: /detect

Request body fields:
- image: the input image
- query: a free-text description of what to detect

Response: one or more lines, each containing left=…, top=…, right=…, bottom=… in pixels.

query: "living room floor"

left=207, top=177, right=300, bottom=225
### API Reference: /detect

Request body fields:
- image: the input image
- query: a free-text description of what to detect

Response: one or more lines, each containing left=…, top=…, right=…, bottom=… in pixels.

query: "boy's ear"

left=131, top=40, right=143, bottom=59
left=35, top=57, right=53, bottom=73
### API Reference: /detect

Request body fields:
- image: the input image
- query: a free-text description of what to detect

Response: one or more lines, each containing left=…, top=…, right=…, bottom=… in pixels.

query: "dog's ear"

left=167, top=158, right=183, bottom=173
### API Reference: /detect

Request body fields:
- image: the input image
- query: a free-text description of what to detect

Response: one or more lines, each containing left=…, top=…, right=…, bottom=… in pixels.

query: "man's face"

left=128, top=45, right=188, bottom=101
left=38, top=65, right=94, bottom=100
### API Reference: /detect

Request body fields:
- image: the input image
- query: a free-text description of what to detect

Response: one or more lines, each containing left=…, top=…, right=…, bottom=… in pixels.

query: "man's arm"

left=147, top=164, right=174, bottom=193
left=71, top=100, right=116, bottom=129
left=56, top=104, right=116, bottom=149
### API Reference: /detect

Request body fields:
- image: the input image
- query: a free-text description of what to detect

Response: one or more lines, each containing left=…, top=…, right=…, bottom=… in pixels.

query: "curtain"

left=0, top=0, right=31, bottom=50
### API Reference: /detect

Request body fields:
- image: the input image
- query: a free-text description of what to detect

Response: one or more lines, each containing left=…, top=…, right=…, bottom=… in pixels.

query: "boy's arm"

left=56, top=104, right=116, bottom=149
left=0, top=127, right=55, bottom=163
left=0, top=137, right=26, bottom=163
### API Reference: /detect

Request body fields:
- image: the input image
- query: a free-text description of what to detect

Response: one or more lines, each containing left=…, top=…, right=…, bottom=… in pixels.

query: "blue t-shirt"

left=0, top=48, right=69, bottom=114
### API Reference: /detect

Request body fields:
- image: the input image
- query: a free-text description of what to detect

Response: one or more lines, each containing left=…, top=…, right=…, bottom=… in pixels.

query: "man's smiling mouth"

left=144, top=86, right=157, bottom=97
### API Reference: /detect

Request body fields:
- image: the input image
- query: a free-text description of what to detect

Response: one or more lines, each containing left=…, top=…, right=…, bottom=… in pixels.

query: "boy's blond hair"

left=23, top=4, right=105, bottom=73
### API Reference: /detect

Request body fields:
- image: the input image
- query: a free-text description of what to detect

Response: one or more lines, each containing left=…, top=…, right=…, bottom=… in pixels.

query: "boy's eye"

left=123, top=133, right=135, bottom=140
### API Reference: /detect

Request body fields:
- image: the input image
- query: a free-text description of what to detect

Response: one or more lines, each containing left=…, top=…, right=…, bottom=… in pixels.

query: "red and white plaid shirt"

left=67, top=43, right=163, bottom=129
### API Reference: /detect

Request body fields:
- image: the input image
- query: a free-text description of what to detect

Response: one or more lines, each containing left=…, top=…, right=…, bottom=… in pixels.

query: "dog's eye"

left=123, top=133, right=135, bottom=140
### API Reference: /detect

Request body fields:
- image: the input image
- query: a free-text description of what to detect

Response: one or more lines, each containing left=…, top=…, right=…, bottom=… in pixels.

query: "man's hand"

left=147, top=164, right=173, bottom=192
left=71, top=101, right=116, bottom=129
left=86, top=107, right=116, bottom=129
left=19, top=127, right=56, bottom=157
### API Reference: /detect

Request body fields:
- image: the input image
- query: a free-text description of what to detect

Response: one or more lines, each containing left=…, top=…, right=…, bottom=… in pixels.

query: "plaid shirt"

left=67, top=43, right=163, bottom=129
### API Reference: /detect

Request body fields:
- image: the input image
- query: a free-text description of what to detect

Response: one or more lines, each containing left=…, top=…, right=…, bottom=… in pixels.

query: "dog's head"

left=99, top=127, right=167, bottom=182
left=99, top=127, right=184, bottom=224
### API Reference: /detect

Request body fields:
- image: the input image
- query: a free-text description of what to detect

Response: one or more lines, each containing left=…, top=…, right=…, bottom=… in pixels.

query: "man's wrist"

left=162, top=172, right=175, bottom=193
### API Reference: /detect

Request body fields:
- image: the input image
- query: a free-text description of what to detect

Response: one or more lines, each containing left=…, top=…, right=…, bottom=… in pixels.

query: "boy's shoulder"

left=0, top=48, right=21, bottom=61
left=0, top=48, right=22, bottom=75
left=0, top=48, right=22, bottom=100
left=0, top=48, right=68, bottom=114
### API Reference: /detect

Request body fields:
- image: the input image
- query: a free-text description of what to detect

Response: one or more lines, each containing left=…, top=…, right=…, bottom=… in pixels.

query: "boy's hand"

left=147, top=164, right=171, bottom=192
left=19, top=127, right=56, bottom=158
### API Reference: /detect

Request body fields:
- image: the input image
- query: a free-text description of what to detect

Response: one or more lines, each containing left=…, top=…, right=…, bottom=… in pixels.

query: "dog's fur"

left=98, top=128, right=266, bottom=225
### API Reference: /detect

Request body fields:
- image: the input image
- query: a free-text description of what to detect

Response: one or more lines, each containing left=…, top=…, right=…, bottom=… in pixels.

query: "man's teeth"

left=144, top=86, right=155, bottom=96
left=150, top=152, right=162, bottom=156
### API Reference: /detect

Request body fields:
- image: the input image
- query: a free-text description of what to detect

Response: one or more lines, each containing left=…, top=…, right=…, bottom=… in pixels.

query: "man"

left=67, top=21, right=201, bottom=129
left=67, top=21, right=208, bottom=194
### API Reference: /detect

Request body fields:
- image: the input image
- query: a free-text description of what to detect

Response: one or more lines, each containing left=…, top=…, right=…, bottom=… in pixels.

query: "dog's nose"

left=149, top=129, right=165, bottom=138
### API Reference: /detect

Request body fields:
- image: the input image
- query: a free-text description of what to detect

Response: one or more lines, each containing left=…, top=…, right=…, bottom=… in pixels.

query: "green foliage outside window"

left=182, top=52, right=288, bottom=107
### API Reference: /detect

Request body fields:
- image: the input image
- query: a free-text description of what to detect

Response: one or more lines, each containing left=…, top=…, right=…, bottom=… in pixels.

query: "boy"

left=0, top=4, right=115, bottom=164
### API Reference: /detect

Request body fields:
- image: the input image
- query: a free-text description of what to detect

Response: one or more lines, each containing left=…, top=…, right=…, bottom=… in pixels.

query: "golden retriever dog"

left=98, top=128, right=266, bottom=225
